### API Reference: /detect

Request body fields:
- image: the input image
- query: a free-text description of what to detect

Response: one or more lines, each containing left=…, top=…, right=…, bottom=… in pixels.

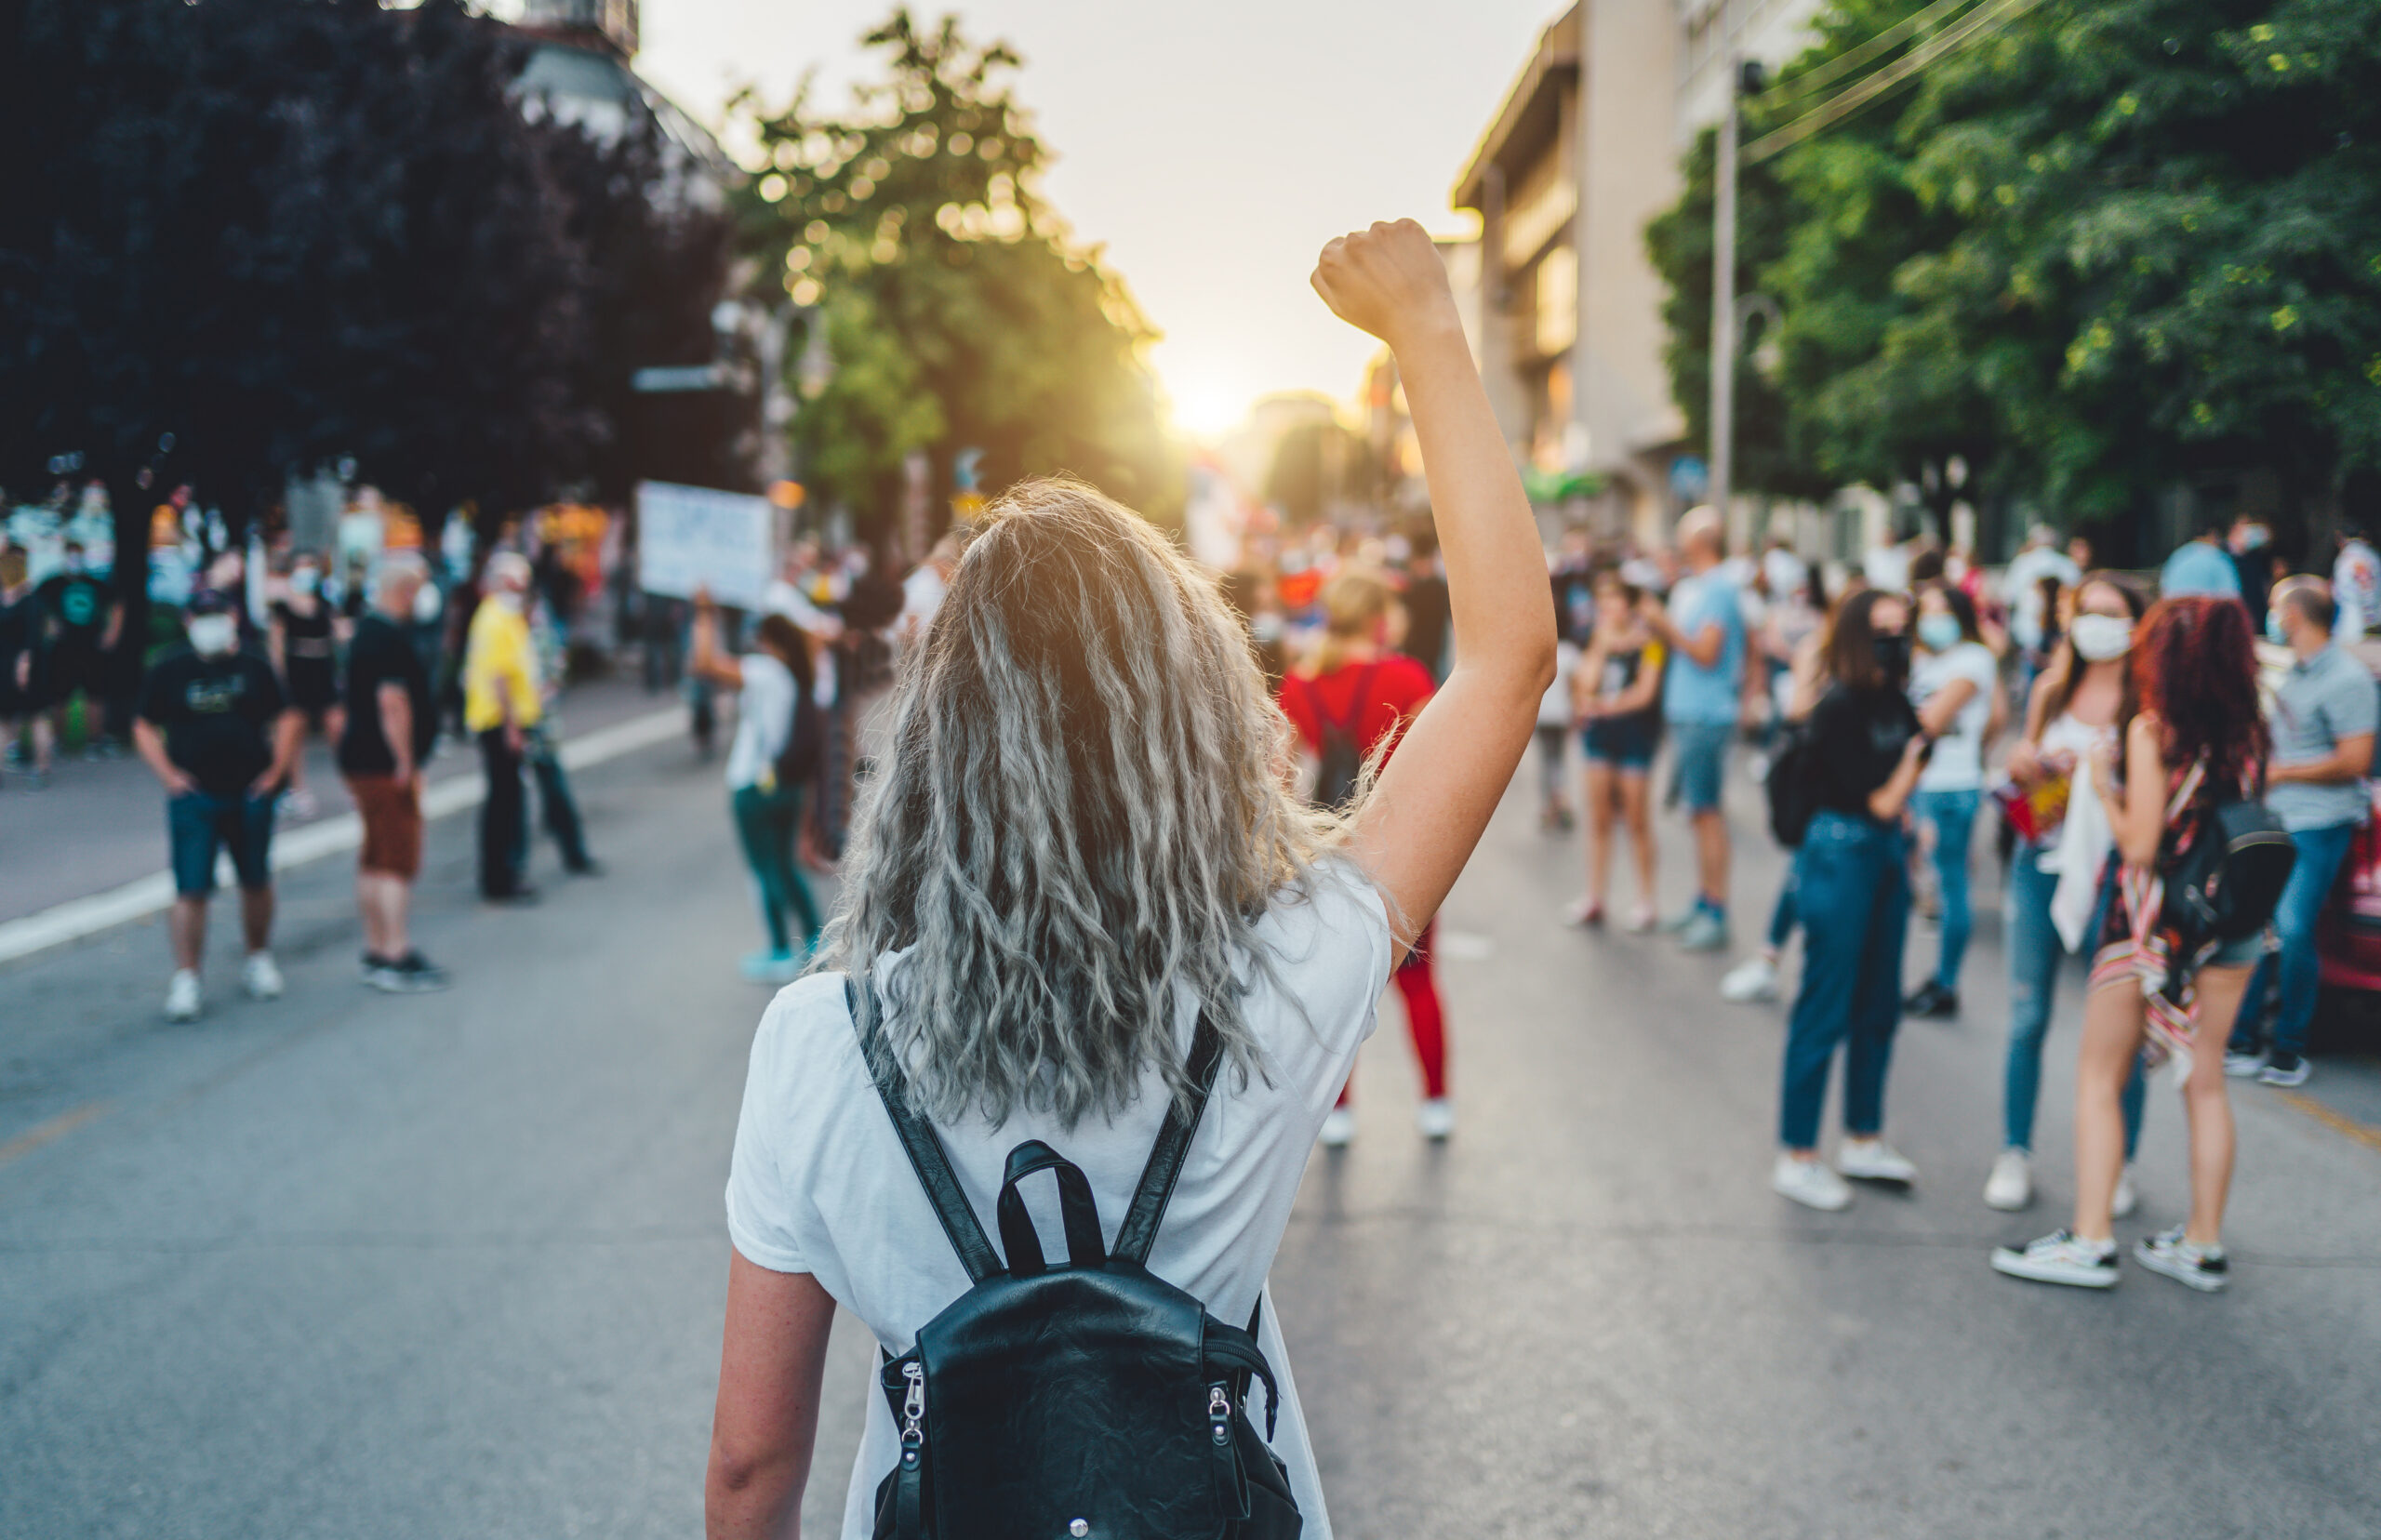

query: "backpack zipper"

left=899, top=1361, right=925, bottom=1467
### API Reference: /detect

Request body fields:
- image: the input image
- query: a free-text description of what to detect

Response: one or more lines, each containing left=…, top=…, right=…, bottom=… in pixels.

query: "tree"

left=735, top=8, right=1183, bottom=538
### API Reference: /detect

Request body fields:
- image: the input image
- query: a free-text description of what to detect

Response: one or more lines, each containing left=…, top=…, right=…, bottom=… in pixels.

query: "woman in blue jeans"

left=1772, top=590, right=1930, bottom=1212
left=1988, top=573, right=2149, bottom=1212
left=1904, top=583, right=1999, bottom=1019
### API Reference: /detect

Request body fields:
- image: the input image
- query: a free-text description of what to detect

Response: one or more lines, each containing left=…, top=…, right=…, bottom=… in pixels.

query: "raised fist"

left=1311, top=219, right=1460, bottom=350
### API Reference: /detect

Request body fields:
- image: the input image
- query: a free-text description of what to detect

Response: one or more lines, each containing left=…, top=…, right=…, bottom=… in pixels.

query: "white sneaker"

left=1719, top=954, right=1780, bottom=1003
left=2111, top=1162, right=2140, bottom=1220
left=1990, top=1229, right=2119, bottom=1289
left=164, top=969, right=203, bottom=1022
left=1772, top=1153, right=1852, bottom=1211
left=1416, top=1097, right=1455, bottom=1140
left=2134, top=1225, right=2229, bottom=1293
left=1318, top=1108, right=1356, bottom=1148
left=1624, top=903, right=1657, bottom=934
left=1837, top=1136, right=1917, bottom=1185
left=242, top=951, right=285, bottom=1001
left=1984, top=1148, right=2033, bottom=1211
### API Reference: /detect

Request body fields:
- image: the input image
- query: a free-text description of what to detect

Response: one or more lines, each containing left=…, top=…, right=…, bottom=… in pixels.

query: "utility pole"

left=1706, top=55, right=1743, bottom=525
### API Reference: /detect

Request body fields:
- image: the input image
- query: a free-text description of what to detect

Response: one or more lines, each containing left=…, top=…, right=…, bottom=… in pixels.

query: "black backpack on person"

left=772, top=676, right=826, bottom=789
left=1304, top=664, right=1377, bottom=812
left=846, top=979, right=1301, bottom=1540
left=2162, top=791, right=2295, bottom=954
left=1763, top=717, right=1820, bottom=849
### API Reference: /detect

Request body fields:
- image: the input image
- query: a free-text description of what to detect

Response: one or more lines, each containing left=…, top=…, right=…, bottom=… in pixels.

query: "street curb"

left=0, top=707, right=687, bottom=970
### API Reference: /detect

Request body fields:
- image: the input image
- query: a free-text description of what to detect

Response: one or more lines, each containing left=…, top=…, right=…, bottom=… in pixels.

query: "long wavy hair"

left=2132, top=594, right=2268, bottom=789
left=818, top=478, right=1345, bottom=1128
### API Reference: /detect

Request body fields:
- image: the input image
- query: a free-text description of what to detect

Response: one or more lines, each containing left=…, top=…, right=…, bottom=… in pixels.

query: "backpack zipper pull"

left=1207, top=1381, right=1231, bottom=1445
left=900, top=1361, right=925, bottom=1466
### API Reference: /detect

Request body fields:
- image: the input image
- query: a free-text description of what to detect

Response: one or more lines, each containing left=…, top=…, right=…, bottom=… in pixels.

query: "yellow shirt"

left=462, top=599, right=542, bottom=734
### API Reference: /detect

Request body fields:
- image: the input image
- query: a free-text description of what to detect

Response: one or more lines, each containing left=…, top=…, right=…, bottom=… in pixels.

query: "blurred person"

left=1864, top=518, right=1923, bottom=594
left=0, top=547, right=53, bottom=785
left=132, top=591, right=300, bottom=1022
left=1770, top=589, right=1928, bottom=1211
left=1638, top=506, right=1746, bottom=952
left=1986, top=574, right=2151, bottom=1213
left=2159, top=515, right=2243, bottom=600
left=2227, top=514, right=2276, bottom=631
left=689, top=591, right=823, bottom=983
left=2332, top=523, right=2380, bottom=639
left=1218, top=568, right=1288, bottom=694
left=1534, top=632, right=1580, bottom=830
left=339, top=552, right=447, bottom=992
left=2225, top=578, right=2374, bottom=1087
left=2005, top=525, right=2080, bottom=657
left=1397, top=528, right=1451, bottom=681
left=1903, top=582, right=2001, bottom=1019
left=516, top=586, right=601, bottom=880
left=1279, top=566, right=1447, bottom=1144
left=1993, top=597, right=2267, bottom=1292
left=463, top=552, right=540, bottom=903
left=1570, top=563, right=1664, bottom=929
left=2067, top=532, right=2096, bottom=573
left=705, top=219, right=1555, bottom=1539
left=34, top=538, right=123, bottom=758
left=267, top=553, right=340, bottom=818
left=897, top=531, right=963, bottom=642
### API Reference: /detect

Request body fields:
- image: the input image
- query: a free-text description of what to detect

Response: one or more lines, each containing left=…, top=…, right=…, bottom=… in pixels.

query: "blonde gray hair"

left=818, top=478, right=1344, bottom=1128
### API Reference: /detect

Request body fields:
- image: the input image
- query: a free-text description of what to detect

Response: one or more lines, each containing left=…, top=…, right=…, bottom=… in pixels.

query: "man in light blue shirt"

left=1639, top=507, right=1745, bottom=952
left=2160, top=523, right=2243, bottom=599
left=2228, top=578, right=2376, bottom=1086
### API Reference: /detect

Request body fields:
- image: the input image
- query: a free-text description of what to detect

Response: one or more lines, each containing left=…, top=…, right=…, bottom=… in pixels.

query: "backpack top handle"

left=994, top=1140, right=1109, bottom=1275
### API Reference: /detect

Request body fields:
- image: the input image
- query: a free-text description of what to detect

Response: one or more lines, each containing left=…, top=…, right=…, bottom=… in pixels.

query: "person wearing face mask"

left=1769, top=589, right=1929, bottom=1211
left=2226, top=516, right=2275, bottom=632
left=1903, top=583, right=2002, bottom=1020
left=132, top=591, right=301, bottom=1022
left=1985, top=575, right=2150, bottom=1213
left=463, top=551, right=542, bottom=904
left=2224, top=578, right=2376, bottom=1087
left=268, top=555, right=341, bottom=819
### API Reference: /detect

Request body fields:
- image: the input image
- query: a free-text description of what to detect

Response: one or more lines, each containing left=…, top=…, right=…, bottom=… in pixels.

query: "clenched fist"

left=1311, top=219, right=1462, bottom=352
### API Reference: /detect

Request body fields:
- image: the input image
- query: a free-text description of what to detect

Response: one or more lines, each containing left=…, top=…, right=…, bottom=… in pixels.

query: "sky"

left=614, top=0, right=1570, bottom=434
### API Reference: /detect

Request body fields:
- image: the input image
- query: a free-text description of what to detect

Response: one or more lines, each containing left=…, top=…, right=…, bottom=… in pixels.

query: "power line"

left=1743, top=0, right=2049, bottom=165
left=1754, top=0, right=1983, bottom=109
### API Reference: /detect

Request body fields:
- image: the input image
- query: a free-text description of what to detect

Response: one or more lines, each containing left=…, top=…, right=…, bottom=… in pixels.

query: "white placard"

left=636, top=481, right=775, bottom=611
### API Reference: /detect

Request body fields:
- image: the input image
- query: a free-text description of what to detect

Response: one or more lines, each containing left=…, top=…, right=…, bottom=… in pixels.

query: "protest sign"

left=635, top=482, right=775, bottom=611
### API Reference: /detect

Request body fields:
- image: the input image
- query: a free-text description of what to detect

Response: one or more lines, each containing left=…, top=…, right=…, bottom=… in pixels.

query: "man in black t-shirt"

left=132, top=592, right=301, bottom=1022
left=33, top=540, right=124, bottom=758
left=337, top=551, right=447, bottom=992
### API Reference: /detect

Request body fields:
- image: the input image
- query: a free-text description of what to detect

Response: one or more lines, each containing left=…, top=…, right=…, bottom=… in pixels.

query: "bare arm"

left=691, top=593, right=747, bottom=691
left=1640, top=598, right=1726, bottom=670
left=253, top=710, right=303, bottom=795
left=2097, top=714, right=2170, bottom=867
left=1312, top=220, right=1558, bottom=962
left=132, top=718, right=195, bottom=795
left=2269, top=731, right=2374, bottom=787
left=706, top=1254, right=835, bottom=1540
left=376, top=682, right=417, bottom=784
left=1868, top=737, right=1928, bottom=822
left=1915, top=676, right=1979, bottom=738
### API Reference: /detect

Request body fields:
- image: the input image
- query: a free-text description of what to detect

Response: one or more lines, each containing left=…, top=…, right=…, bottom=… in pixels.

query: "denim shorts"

left=2206, top=929, right=2268, bottom=970
left=167, top=789, right=277, bottom=896
left=1669, top=720, right=1733, bottom=812
left=1583, top=718, right=1656, bottom=772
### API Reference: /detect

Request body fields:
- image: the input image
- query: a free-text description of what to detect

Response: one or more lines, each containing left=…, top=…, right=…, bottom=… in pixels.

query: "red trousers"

left=1338, top=921, right=1449, bottom=1104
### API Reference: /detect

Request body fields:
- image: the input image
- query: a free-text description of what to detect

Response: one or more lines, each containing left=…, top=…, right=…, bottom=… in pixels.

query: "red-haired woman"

left=1993, top=596, right=2268, bottom=1293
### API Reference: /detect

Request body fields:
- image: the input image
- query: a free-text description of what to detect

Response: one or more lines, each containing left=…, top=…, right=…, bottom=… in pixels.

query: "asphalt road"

left=3, top=736, right=2377, bottom=1538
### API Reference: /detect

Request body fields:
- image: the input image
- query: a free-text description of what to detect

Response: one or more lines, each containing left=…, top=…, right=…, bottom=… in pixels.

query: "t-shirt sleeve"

left=1261, top=862, right=1395, bottom=1097
left=2329, top=662, right=2380, bottom=740
left=136, top=659, right=174, bottom=724
left=725, top=999, right=814, bottom=1275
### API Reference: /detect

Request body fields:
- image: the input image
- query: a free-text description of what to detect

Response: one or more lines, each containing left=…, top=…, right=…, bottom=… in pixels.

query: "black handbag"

left=847, top=979, right=1301, bottom=1540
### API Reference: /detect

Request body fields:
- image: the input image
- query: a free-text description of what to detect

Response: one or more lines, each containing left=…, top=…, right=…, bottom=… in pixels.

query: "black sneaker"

left=2258, top=1051, right=2309, bottom=1087
left=362, top=954, right=408, bottom=992
left=1903, top=981, right=1960, bottom=1019
left=388, top=951, right=450, bottom=992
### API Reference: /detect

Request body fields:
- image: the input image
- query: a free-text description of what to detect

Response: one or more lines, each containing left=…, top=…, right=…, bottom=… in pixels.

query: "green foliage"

left=736, top=8, right=1183, bottom=533
left=1647, top=0, right=2381, bottom=531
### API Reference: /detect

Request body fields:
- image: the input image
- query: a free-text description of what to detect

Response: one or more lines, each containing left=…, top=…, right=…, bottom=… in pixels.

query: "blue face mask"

left=2266, top=611, right=2286, bottom=645
left=1917, top=614, right=1962, bottom=653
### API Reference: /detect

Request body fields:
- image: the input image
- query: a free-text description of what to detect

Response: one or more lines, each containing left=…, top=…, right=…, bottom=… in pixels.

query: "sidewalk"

left=0, top=674, right=694, bottom=929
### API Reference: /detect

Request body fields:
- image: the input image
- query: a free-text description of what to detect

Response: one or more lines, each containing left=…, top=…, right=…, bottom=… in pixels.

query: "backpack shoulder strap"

left=1110, top=1011, right=1225, bottom=1266
left=1328, top=663, right=1379, bottom=737
left=845, top=975, right=1003, bottom=1283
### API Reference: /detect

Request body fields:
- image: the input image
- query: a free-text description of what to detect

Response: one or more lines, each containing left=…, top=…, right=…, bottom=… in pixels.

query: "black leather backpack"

left=847, top=980, right=1301, bottom=1540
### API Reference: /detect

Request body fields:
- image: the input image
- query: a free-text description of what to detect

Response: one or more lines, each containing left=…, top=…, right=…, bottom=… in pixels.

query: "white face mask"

left=290, top=567, right=321, bottom=597
left=413, top=583, right=445, bottom=625
left=187, top=615, right=238, bottom=657
left=2070, top=612, right=2133, bottom=662
left=493, top=589, right=525, bottom=614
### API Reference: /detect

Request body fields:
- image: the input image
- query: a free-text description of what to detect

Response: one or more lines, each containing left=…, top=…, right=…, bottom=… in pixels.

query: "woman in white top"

left=1902, top=581, right=2001, bottom=1019
left=705, top=221, right=1557, bottom=1539
left=692, top=599, right=822, bottom=985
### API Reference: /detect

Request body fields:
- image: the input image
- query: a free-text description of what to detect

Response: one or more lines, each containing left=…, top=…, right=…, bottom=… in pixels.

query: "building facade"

left=1453, top=0, right=1823, bottom=544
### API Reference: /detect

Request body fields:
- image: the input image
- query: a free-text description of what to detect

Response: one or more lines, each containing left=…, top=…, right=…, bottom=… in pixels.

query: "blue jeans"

left=1767, top=870, right=1799, bottom=950
left=2003, top=852, right=2143, bottom=1155
left=2234, top=820, right=2358, bottom=1058
left=167, top=788, right=278, bottom=896
left=1778, top=812, right=1909, bottom=1149
left=1910, top=788, right=1979, bottom=990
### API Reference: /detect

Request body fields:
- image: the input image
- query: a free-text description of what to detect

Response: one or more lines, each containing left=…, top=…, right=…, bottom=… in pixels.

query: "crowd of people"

left=1196, top=489, right=2378, bottom=1299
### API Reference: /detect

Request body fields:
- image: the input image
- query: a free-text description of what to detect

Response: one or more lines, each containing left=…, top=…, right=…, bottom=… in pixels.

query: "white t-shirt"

left=725, top=865, right=1393, bottom=1540
left=1910, top=641, right=1997, bottom=791
left=725, top=652, right=794, bottom=790
left=2003, top=547, right=2082, bottom=651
